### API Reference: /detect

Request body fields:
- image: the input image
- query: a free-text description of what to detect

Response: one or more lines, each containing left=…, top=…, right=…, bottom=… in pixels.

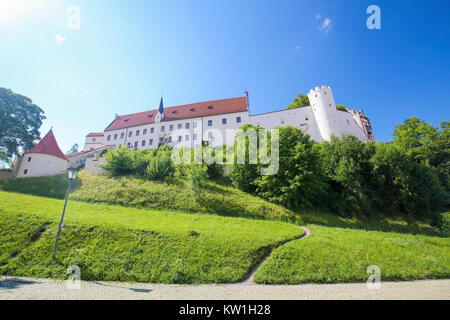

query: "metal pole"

left=52, top=178, right=73, bottom=260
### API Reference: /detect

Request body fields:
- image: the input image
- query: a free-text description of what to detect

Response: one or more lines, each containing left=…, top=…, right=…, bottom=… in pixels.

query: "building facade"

left=83, top=85, right=375, bottom=151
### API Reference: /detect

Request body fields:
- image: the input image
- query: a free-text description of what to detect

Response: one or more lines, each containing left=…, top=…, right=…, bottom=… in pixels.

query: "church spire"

left=159, top=96, right=164, bottom=115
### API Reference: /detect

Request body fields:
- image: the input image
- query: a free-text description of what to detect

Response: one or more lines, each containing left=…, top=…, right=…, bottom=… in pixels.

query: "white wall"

left=84, top=158, right=110, bottom=175
left=17, top=153, right=68, bottom=178
left=83, top=136, right=105, bottom=151
left=249, top=107, right=323, bottom=141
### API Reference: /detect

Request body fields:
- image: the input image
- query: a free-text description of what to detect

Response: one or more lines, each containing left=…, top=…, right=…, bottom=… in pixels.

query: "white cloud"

left=315, top=14, right=321, bottom=20
left=318, top=17, right=332, bottom=33
left=295, top=45, right=301, bottom=51
left=55, top=34, right=67, bottom=44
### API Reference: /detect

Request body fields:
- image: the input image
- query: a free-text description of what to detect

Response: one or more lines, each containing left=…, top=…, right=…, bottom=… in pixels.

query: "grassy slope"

left=0, top=172, right=301, bottom=224
left=0, top=191, right=303, bottom=283
left=1, top=173, right=448, bottom=285
left=254, top=225, right=450, bottom=284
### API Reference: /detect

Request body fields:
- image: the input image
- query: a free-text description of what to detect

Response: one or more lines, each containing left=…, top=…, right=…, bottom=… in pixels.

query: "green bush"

left=145, top=152, right=175, bottom=181
left=433, top=212, right=450, bottom=237
left=102, top=146, right=134, bottom=176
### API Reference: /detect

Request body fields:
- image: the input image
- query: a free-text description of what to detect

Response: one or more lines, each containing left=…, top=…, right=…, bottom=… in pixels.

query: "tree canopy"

left=286, top=94, right=310, bottom=110
left=0, top=88, right=46, bottom=162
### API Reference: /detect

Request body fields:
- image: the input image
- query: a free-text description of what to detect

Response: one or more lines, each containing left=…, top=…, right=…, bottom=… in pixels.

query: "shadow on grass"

left=299, top=209, right=440, bottom=237
left=0, top=175, right=81, bottom=200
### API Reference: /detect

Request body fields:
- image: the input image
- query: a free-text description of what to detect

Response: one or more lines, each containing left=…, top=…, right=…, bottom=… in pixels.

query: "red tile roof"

left=86, top=132, right=104, bottom=137
left=26, top=130, right=68, bottom=161
left=104, top=96, right=248, bottom=132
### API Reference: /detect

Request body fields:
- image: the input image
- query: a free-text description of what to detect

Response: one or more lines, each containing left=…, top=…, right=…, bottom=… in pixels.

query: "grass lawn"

left=254, top=225, right=450, bottom=284
left=0, top=172, right=302, bottom=224
left=0, top=191, right=304, bottom=283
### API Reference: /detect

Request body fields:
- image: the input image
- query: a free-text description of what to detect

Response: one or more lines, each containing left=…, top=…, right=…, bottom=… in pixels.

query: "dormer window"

left=190, top=108, right=195, bottom=112
left=147, top=114, right=153, bottom=118
left=207, top=105, right=213, bottom=110
left=171, top=111, right=177, bottom=114
left=124, top=118, right=129, bottom=122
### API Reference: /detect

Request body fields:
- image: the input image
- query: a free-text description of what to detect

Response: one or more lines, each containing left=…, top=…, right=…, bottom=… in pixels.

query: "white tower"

left=308, top=85, right=337, bottom=142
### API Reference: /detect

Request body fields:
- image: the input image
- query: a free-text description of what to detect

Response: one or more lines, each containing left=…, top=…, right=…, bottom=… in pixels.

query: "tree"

left=229, top=124, right=264, bottom=193
left=255, top=126, right=326, bottom=209
left=286, top=94, right=310, bottom=110
left=336, top=105, right=348, bottom=112
left=319, top=135, right=376, bottom=217
left=0, top=88, right=46, bottom=162
left=371, top=142, right=447, bottom=219
left=392, top=116, right=449, bottom=190
left=68, top=143, right=79, bottom=154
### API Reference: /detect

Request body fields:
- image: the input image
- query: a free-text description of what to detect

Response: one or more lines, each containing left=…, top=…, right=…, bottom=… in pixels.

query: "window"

left=120, top=133, right=125, bottom=139
left=134, top=141, right=138, bottom=149
left=150, top=128, right=154, bottom=134
left=169, top=125, right=174, bottom=131
left=161, top=126, right=165, bottom=132
left=23, top=169, right=28, bottom=175
left=346, top=119, right=350, bottom=125
left=143, top=129, right=147, bottom=135
left=207, top=105, right=213, bottom=109
left=142, top=140, right=146, bottom=146
left=93, top=138, right=96, bottom=142
left=128, top=131, right=132, bottom=138
left=185, top=135, right=190, bottom=141
left=193, top=122, right=198, bottom=128
left=127, top=143, right=131, bottom=148
left=168, top=136, right=172, bottom=143
left=185, top=123, right=190, bottom=129
left=149, top=139, right=153, bottom=145
left=107, top=135, right=111, bottom=141
left=193, top=134, right=198, bottom=141
left=236, top=117, right=241, bottom=123
left=177, top=123, right=182, bottom=129
left=208, top=120, right=212, bottom=126
left=114, top=134, right=118, bottom=140
left=177, top=136, right=182, bottom=142
left=27, top=157, right=32, bottom=162
left=208, top=132, right=214, bottom=139
left=159, top=138, right=164, bottom=144
left=222, top=118, right=227, bottom=125
left=136, top=130, right=140, bottom=136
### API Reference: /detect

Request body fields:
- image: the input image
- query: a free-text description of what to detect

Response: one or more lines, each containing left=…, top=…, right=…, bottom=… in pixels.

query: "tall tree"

left=0, top=88, right=46, bottom=162
left=286, top=94, right=310, bottom=110
left=68, top=143, right=79, bottom=154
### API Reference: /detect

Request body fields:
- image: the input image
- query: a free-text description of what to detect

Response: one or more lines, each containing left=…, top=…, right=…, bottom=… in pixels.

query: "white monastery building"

left=83, top=85, right=375, bottom=152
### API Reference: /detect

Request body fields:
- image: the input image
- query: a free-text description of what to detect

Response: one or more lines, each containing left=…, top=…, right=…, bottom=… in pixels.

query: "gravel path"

left=1, top=277, right=449, bottom=300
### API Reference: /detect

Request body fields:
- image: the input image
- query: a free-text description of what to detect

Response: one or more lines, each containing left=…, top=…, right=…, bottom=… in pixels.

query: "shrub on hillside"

left=102, top=146, right=134, bottom=176
left=434, top=212, right=450, bottom=237
left=145, top=152, right=175, bottom=181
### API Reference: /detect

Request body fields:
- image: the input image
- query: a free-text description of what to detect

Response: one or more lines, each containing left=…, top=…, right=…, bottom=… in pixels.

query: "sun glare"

left=0, top=0, right=39, bottom=25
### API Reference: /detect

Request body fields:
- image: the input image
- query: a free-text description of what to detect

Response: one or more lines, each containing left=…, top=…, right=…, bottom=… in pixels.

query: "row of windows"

left=126, top=134, right=201, bottom=148
left=106, top=117, right=242, bottom=141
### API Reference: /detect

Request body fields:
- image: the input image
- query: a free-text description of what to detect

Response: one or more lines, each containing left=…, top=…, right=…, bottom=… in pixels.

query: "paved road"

left=1, top=277, right=449, bottom=300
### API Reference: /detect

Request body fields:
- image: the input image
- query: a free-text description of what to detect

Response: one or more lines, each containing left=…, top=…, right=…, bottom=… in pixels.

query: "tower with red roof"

left=16, top=129, right=69, bottom=178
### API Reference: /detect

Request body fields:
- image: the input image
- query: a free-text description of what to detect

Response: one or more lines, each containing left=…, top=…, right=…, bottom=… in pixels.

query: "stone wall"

left=0, top=169, right=13, bottom=180
left=84, top=157, right=110, bottom=175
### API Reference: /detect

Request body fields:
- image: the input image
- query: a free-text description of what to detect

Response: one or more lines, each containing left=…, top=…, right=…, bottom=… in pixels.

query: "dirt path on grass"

left=1, top=277, right=449, bottom=300
left=242, top=226, right=312, bottom=285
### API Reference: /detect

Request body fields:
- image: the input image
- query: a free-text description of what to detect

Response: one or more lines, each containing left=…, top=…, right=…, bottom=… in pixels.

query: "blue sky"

left=1, top=0, right=449, bottom=152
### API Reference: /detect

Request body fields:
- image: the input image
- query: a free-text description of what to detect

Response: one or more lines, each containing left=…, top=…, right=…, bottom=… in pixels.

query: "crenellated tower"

left=308, top=85, right=337, bottom=142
